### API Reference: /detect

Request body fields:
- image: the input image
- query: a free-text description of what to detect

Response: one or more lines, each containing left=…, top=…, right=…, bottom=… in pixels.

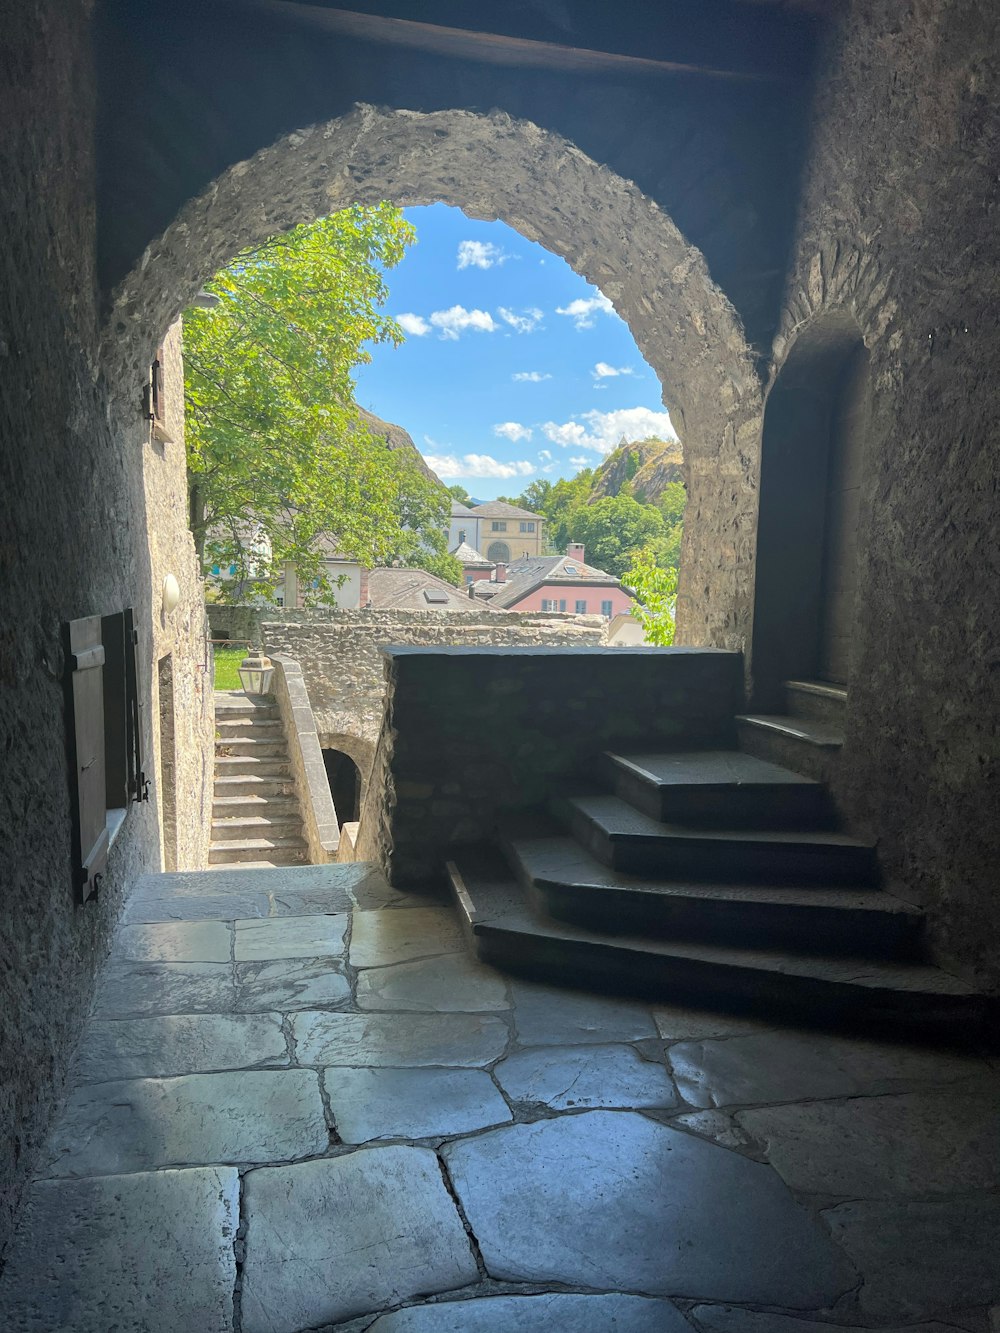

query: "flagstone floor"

left=1, top=863, right=999, bottom=1333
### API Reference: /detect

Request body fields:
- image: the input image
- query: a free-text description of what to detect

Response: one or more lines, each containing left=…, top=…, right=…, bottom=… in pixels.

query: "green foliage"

left=447, top=483, right=473, bottom=505
left=623, top=548, right=678, bottom=646
left=564, top=494, right=667, bottom=578
left=184, top=204, right=450, bottom=604
left=212, top=646, right=248, bottom=691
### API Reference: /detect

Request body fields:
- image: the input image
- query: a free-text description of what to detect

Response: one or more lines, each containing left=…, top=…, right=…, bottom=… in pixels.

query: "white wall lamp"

left=161, top=573, right=181, bottom=616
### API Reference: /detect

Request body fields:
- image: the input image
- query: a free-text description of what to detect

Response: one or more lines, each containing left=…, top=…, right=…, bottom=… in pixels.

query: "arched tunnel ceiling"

left=96, top=0, right=827, bottom=358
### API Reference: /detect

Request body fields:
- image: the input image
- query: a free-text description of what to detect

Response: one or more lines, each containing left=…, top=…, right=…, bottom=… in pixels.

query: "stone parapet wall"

left=269, top=656, right=339, bottom=863
left=355, top=646, right=742, bottom=886
left=255, top=611, right=608, bottom=765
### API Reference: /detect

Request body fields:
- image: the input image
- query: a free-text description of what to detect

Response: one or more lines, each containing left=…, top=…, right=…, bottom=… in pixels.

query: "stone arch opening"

left=322, top=748, right=363, bottom=828
left=750, top=310, right=870, bottom=707
left=486, top=541, right=511, bottom=564
left=106, top=105, right=762, bottom=647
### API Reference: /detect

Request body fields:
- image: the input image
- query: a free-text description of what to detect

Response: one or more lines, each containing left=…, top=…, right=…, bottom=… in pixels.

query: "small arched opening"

left=486, top=541, right=511, bottom=564
left=750, top=311, right=871, bottom=708
left=322, top=749, right=362, bottom=828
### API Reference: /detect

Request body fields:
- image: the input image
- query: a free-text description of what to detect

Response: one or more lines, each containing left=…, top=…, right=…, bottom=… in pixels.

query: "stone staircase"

left=210, top=693, right=308, bottom=868
left=737, top=678, right=847, bottom=782
left=448, top=742, right=988, bottom=1038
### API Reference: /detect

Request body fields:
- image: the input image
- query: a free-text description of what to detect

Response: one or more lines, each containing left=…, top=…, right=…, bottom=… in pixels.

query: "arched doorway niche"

left=106, top=105, right=762, bottom=647
left=322, top=749, right=363, bottom=828
left=319, top=732, right=375, bottom=821
left=749, top=309, right=871, bottom=708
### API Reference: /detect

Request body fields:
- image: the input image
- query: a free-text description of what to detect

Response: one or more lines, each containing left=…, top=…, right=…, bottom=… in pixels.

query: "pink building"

left=472, top=546, right=634, bottom=618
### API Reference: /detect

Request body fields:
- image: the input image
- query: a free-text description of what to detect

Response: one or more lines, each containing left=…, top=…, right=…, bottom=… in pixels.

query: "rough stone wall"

left=260, top=610, right=609, bottom=767
left=763, top=0, right=1000, bottom=987
left=143, top=320, right=214, bottom=871
left=355, top=647, right=742, bottom=885
left=0, top=0, right=156, bottom=1257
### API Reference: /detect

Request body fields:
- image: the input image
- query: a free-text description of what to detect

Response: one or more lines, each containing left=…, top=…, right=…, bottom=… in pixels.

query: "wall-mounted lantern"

left=238, top=652, right=274, bottom=696
left=161, top=573, right=180, bottom=615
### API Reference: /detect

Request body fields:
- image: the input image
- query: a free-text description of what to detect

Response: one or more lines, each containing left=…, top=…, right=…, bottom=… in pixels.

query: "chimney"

left=359, top=566, right=370, bottom=610
left=495, top=563, right=507, bottom=583
left=458, top=528, right=466, bottom=545
left=567, top=542, right=585, bottom=562
left=468, top=580, right=476, bottom=598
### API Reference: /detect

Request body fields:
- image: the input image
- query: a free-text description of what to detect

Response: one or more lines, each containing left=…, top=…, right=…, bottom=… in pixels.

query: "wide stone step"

left=213, top=795, right=301, bottom=820
left=504, top=828, right=922, bottom=959
left=737, top=714, right=842, bottom=783
left=211, top=815, right=303, bottom=841
left=785, top=679, right=847, bottom=727
left=208, top=836, right=308, bottom=865
left=214, top=774, right=295, bottom=798
left=448, top=850, right=988, bottom=1040
left=215, top=737, right=289, bottom=758
left=605, top=749, right=834, bottom=828
left=558, top=793, right=878, bottom=886
left=215, top=718, right=285, bottom=739
left=214, top=756, right=292, bottom=778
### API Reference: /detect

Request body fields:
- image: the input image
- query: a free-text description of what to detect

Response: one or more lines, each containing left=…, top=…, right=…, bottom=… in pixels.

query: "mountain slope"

left=591, top=437, right=684, bottom=504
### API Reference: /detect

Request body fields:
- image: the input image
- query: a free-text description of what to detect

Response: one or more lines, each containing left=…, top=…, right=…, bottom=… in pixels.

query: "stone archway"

left=106, top=105, right=762, bottom=647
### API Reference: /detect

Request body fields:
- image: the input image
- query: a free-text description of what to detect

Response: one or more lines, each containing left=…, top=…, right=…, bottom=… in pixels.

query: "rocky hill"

left=357, top=406, right=443, bottom=487
left=590, top=436, right=684, bottom=504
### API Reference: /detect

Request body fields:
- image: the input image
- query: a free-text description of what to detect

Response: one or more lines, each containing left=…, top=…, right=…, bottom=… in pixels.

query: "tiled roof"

left=470, top=500, right=543, bottom=520
left=450, top=540, right=494, bottom=567
left=450, top=501, right=476, bottom=517
left=480, top=554, right=622, bottom=609
left=367, top=567, right=496, bottom=612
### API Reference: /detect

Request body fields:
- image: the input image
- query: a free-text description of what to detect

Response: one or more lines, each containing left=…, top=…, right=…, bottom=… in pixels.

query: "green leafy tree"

left=184, top=204, right=451, bottom=602
left=447, top=483, right=473, bottom=505
left=624, top=548, right=678, bottom=646
left=561, top=493, right=666, bottom=578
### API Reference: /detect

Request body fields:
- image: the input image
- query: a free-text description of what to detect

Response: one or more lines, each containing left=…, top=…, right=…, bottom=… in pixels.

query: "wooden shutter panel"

left=101, top=611, right=128, bottom=810
left=64, top=616, right=109, bottom=900
left=124, top=608, right=148, bottom=804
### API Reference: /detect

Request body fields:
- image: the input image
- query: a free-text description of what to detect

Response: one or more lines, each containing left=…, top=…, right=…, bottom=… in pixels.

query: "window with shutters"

left=146, top=346, right=174, bottom=445
left=64, top=609, right=146, bottom=902
left=575, top=599, right=587, bottom=613
left=601, top=599, right=613, bottom=617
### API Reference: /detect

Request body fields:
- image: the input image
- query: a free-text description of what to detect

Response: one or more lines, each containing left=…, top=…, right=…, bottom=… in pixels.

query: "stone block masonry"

left=355, top=646, right=743, bottom=886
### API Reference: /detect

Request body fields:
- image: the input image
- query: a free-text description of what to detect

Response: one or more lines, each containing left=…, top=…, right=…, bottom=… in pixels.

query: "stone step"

left=736, top=714, right=843, bottom=783
left=215, top=718, right=285, bottom=739
left=214, top=756, right=292, bottom=778
left=557, top=793, right=878, bottom=886
left=214, top=774, right=296, bottom=798
left=215, top=737, right=289, bottom=758
left=208, top=836, right=308, bottom=865
left=785, top=679, right=847, bottom=727
left=448, top=850, right=988, bottom=1040
left=210, top=815, right=303, bottom=841
left=214, top=693, right=278, bottom=719
left=213, top=795, right=301, bottom=820
left=503, top=826, right=922, bottom=959
left=605, top=749, right=834, bottom=829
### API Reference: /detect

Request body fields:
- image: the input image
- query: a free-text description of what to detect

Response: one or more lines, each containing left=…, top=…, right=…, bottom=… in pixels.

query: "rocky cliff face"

left=591, top=437, right=684, bottom=504
left=357, top=406, right=442, bottom=486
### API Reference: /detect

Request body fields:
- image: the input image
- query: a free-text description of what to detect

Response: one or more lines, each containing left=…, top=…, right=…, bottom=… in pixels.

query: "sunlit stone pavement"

left=1, top=864, right=998, bottom=1332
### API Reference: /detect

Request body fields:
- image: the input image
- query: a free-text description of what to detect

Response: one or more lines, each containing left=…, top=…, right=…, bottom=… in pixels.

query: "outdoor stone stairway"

left=448, top=746, right=989, bottom=1038
left=210, top=692, right=308, bottom=868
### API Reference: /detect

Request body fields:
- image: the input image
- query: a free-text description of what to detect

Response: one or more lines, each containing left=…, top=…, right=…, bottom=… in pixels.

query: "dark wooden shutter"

left=124, top=608, right=148, bottom=804
left=64, top=616, right=109, bottom=901
left=101, top=611, right=128, bottom=810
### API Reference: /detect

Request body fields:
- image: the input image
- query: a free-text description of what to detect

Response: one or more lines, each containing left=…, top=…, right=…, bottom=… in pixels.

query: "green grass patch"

left=213, top=646, right=249, bottom=692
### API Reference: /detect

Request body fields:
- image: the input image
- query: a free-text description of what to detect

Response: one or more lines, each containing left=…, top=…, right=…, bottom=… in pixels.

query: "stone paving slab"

left=509, top=980, right=658, bottom=1045
left=241, top=1146, right=478, bottom=1332
left=366, top=1293, right=694, bottom=1330
left=442, top=1110, right=855, bottom=1304
left=689, top=1307, right=975, bottom=1333
left=493, top=1043, right=678, bottom=1111
left=737, top=1083, right=1000, bottom=1197
left=0, top=1166, right=239, bottom=1332
left=652, top=1004, right=775, bottom=1040
left=825, top=1195, right=1000, bottom=1322
left=326, top=1066, right=512, bottom=1142
left=349, top=907, right=466, bottom=968
left=668, top=1030, right=988, bottom=1108
left=124, top=891, right=274, bottom=923
left=671, top=1110, right=759, bottom=1155
left=234, top=913, right=349, bottom=960
left=113, top=920, right=232, bottom=962
left=234, top=957, right=351, bottom=1010
left=44, top=1069, right=327, bottom=1175
left=93, top=960, right=236, bottom=1016
left=73, top=1012, right=288, bottom=1081
left=292, top=1011, right=510, bottom=1067
left=356, top=952, right=509, bottom=1012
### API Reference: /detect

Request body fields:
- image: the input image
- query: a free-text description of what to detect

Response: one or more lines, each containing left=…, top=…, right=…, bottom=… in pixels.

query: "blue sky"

left=354, top=204, right=675, bottom=500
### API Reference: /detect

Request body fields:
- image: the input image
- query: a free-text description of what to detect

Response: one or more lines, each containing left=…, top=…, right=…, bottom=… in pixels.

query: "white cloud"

left=457, top=240, right=510, bottom=270
left=555, top=292, right=615, bottom=330
left=396, top=313, right=430, bottom=336
left=429, top=305, right=498, bottom=339
left=569, top=455, right=591, bottom=468
left=424, top=453, right=536, bottom=480
left=537, top=449, right=556, bottom=473
left=512, top=370, right=552, bottom=382
left=499, top=306, right=543, bottom=334
left=542, top=406, right=677, bottom=455
left=494, top=421, right=533, bottom=443
left=592, top=361, right=634, bottom=379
